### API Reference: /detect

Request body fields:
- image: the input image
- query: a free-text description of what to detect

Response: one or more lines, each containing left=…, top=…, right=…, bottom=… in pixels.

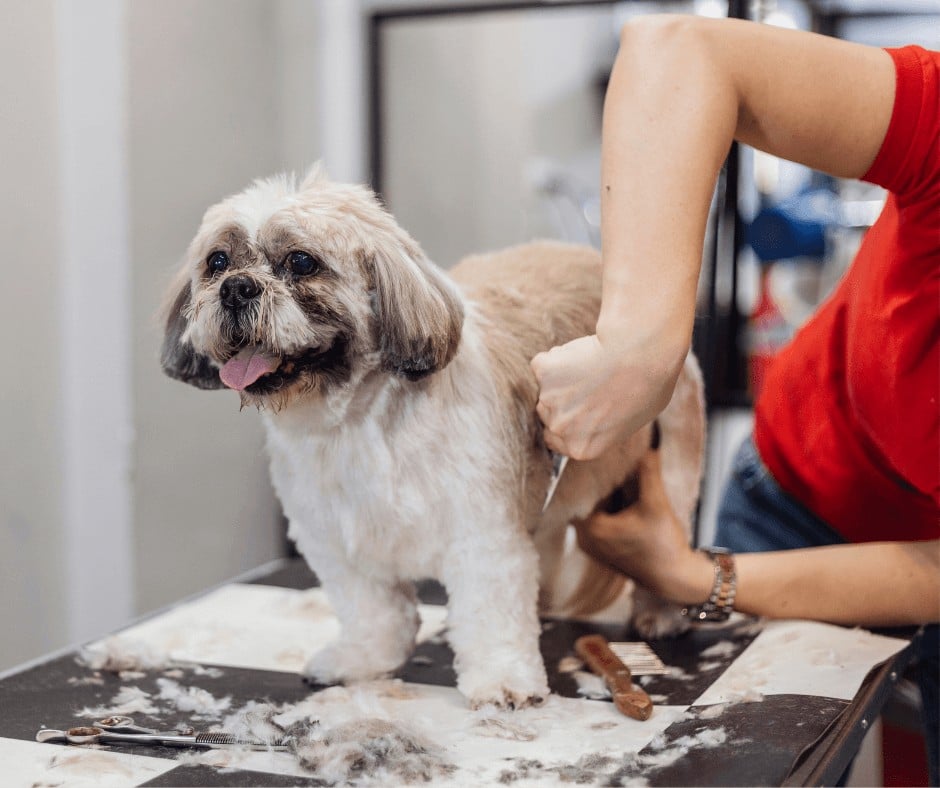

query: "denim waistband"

left=732, top=435, right=771, bottom=492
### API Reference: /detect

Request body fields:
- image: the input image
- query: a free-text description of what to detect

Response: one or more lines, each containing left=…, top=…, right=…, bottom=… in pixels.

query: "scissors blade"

left=542, top=453, right=569, bottom=512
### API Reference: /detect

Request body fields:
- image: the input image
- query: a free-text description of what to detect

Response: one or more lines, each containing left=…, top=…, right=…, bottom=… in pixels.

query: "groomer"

left=531, top=16, right=939, bottom=782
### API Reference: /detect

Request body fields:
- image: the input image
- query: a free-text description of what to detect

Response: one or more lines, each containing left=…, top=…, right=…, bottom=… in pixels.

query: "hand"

left=574, top=445, right=711, bottom=605
left=530, top=331, right=681, bottom=460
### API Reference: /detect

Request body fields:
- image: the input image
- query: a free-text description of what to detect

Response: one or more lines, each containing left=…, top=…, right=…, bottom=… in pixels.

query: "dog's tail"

left=564, top=557, right=631, bottom=617
left=538, top=527, right=633, bottom=619
left=561, top=471, right=639, bottom=618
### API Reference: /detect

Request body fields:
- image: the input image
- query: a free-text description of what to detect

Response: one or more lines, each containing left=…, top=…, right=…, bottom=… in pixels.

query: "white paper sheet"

left=1, top=737, right=177, bottom=788
left=104, top=584, right=448, bottom=674
left=693, top=619, right=908, bottom=705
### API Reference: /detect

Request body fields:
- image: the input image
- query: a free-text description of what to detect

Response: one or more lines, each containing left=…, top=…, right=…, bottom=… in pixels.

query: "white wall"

left=0, top=0, right=67, bottom=669
left=55, top=0, right=135, bottom=651
left=382, top=7, right=615, bottom=267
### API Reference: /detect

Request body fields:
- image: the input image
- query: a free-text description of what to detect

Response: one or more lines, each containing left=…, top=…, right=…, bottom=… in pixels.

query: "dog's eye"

left=285, top=250, right=320, bottom=277
left=206, top=251, right=229, bottom=275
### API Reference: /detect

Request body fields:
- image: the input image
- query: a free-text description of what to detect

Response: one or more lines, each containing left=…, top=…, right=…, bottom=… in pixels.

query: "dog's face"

left=162, top=166, right=464, bottom=408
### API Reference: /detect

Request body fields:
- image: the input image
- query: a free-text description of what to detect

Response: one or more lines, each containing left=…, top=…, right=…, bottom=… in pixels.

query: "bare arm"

left=533, top=16, right=895, bottom=460
left=730, top=541, right=940, bottom=626
left=577, top=449, right=940, bottom=628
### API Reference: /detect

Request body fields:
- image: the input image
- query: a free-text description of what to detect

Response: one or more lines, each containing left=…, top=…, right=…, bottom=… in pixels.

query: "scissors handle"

left=95, top=715, right=162, bottom=734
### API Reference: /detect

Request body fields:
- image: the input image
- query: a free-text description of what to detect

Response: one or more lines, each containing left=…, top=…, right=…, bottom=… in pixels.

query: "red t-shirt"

left=754, top=45, right=939, bottom=544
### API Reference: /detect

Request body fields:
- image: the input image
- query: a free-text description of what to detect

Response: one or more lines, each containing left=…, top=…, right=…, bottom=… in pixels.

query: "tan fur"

left=566, top=560, right=630, bottom=617
left=450, top=242, right=603, bottom=527
left=450, top=241, right=704, bottom=621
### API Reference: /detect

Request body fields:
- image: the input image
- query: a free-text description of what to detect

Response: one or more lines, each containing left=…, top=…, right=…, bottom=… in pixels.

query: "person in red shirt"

left=530, top=16, right=938, bottom=781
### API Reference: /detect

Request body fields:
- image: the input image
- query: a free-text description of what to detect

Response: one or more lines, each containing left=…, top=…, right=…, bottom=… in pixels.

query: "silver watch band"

left=682, top=547, right=737, bottom=622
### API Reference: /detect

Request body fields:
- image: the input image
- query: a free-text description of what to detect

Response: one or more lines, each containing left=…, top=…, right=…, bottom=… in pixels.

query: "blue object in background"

left=746, top=188, right=841, bottom=263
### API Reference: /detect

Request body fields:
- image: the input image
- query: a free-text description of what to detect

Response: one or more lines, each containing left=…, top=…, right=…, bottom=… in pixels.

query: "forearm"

left=597, top=17, right=734, bottom=363
left=668, top=540, right=940, bottom=628
left=597, top=15, right=894, bottom=383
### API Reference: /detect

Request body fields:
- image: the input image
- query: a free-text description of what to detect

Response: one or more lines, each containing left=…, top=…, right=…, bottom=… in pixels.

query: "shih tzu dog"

left=162, top=165, right=704, bottom=710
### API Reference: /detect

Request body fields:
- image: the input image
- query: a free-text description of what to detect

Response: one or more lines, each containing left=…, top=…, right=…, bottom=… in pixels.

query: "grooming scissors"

left=36, top=715, right=289, bottom=750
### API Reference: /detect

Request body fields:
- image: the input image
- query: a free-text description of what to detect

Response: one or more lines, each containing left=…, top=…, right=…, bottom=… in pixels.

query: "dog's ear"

left=160, top=273, right=224, bottom=390
left=371, top=243, right=464, bottom=381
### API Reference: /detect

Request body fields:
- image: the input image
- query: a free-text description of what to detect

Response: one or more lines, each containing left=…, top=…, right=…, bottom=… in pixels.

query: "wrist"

left=596, top=266, right=695, bottom=345
left=668, top=547, right=716, bottom=606
left=595, top=309, right=690, bottom=371
left=682, top=548, right=738, bottom=622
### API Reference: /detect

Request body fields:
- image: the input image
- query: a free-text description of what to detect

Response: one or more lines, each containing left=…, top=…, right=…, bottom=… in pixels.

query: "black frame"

left=366, top=0, right=751, bottom=413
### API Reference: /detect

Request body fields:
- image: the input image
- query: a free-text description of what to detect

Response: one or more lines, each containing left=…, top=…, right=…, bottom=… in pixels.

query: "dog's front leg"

left=303, top=565, right=420, bottom=685
left=443, top=531, right=549, bottom=709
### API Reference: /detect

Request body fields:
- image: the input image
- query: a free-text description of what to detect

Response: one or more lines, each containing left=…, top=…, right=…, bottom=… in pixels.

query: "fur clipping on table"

left=290, top=717, right=455, bottom=784
left=213, top=681, right=455, bottom=784
left=78, top=636, right=172, bottom=674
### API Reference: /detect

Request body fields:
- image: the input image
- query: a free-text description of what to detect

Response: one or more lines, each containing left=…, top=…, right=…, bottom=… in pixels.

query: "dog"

left=161, top=165, right=705, bottom=709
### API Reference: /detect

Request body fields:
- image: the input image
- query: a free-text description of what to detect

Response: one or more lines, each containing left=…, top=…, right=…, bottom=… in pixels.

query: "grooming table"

left=0, top=557, right=914, bottom=787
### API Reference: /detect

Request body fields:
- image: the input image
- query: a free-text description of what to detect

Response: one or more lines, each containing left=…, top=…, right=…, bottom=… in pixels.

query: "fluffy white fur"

left=162, top=166, right=705, bottom=709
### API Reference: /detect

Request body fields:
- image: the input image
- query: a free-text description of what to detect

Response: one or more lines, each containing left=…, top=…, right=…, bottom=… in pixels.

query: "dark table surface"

left=0, top=558, right=914, bottom=786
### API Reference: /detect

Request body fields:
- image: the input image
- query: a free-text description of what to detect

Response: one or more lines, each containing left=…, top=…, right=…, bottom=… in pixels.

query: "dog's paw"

left=632, top=605, right=690, bottom=640
left=458, top=664, right=549, bottom=710
left=302, top=642, right=403, bottom=685
left=630, top=588, right=691, bottom=640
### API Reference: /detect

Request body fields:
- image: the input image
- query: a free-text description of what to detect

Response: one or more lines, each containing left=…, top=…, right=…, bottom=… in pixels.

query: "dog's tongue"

left=219, top=347, right=280, bottom=391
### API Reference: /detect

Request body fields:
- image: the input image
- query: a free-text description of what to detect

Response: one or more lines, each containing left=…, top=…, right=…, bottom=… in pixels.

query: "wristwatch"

left=682, top=547, right=737, bottom=622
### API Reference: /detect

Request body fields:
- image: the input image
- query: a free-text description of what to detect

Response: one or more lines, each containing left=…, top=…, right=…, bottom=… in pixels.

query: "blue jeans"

left=715, top=436, right=939, bottom=786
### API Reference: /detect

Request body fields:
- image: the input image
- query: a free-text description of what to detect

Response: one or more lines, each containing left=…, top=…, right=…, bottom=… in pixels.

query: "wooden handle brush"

left=575, top=634, right=654, bottom=721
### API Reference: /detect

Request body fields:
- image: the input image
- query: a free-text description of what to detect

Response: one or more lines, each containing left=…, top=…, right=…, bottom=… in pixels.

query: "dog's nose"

left=220, top=275, right=261, bottom=310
